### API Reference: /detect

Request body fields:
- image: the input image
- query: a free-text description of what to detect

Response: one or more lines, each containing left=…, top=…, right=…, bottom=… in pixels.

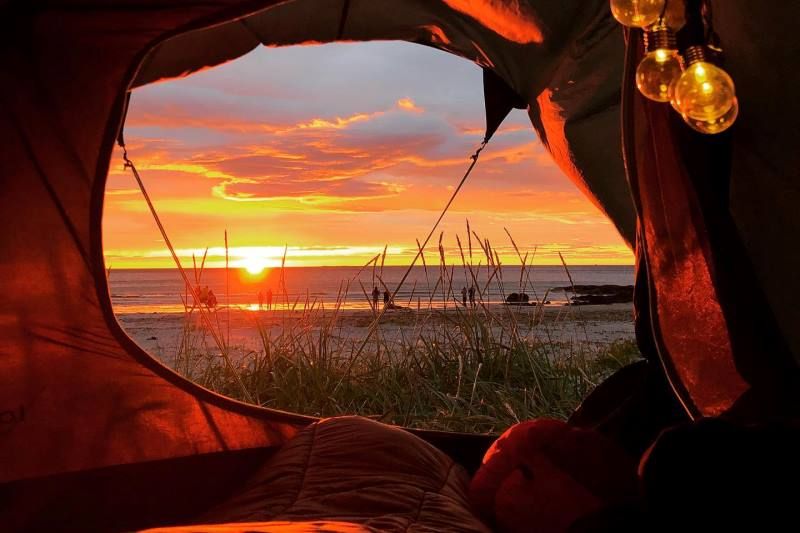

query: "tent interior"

left=1, top=0, right=799, bottom=531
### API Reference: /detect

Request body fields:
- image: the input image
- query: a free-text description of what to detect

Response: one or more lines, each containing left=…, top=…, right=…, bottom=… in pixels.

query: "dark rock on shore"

left=552, top=284, right=634, bottom=305
left=505, top=292, right=531, bottom=305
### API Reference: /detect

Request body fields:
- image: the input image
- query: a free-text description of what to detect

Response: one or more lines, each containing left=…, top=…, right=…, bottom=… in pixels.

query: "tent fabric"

left=0, top=2, right=315, bottom=488
left=567, top=360, right=688, bottom=457
left=622, top=2, right=800, bottom=416
left=624, top=61, right=750, bottom=415
left=715, top=3, right=800, bottom=366
left=1, top=1, right=799, bottom=528
left=1, top=448, right=279, bottom=532
left=144, top=416, right=489, bottom=532
left=0, top=0, right=636, bottom=492
left=639, top=418, right=800, bottom=530
left=482, top=68, right=526, bottom=143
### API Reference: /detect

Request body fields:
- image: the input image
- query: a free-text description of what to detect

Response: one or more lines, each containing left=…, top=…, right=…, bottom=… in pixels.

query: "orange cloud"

left=129, top=97, right=432, bottom=139
left=296, top=112, right=378, bottom=130
left=397, top=97, right=424, bottom=113
left=104, top=43, right=632, bottom=269
left=128, top=110, right=285, bottom=134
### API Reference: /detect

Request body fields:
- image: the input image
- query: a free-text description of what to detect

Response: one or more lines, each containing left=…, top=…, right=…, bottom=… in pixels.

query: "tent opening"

left=103, top=41, right=636, bottom=434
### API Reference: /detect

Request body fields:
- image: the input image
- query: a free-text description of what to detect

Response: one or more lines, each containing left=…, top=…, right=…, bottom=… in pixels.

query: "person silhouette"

left=258, top=290, right=264, bottom=310
left=468, top=285, right=476, bottom=307
left=372, top=286, right=380, bottom=310
left=461, top=286, right=467, bottom=306
left=383, top=290, right=390, bottom=308
left=207, top=289, right=217, bottom=309
left=266, top=288, right=273, bottom=310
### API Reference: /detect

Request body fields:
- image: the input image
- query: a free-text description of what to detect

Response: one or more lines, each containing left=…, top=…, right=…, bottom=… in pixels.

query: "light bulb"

left=682, top=97, right=738, bottom=134
left=637, top=49, right=683, bottom=102
left=610, top=0, right=665, bottom=28
left=636, top=25, right=682, bottom=102
left=671, top=46, right=736, bottom=122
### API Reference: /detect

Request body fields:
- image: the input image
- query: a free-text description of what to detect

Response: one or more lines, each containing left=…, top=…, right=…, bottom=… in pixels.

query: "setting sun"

left=241, top=256, right=269, bottom=275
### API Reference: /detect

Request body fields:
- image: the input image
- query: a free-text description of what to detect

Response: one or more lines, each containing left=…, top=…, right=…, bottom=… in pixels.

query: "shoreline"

left=117, top=302, right=636, bottom=364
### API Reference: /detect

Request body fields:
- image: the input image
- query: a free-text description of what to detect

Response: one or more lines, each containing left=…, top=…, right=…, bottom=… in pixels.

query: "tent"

left=1, top=0, right=798, bottom=530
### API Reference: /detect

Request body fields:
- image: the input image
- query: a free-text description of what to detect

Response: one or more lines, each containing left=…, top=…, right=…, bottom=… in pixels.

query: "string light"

left=636, top=24, right=683, bottom=102
left=682, top=96, right=738, bottom=134
left=610, top=0, right=666, bottom=28
left=611, top=0, right=738, bottom=134
left=671, top=45, right=736, bottom=122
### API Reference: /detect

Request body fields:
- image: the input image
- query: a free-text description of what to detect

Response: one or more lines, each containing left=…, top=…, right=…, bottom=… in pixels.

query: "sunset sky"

left=103, top=41, right=632, bottom=269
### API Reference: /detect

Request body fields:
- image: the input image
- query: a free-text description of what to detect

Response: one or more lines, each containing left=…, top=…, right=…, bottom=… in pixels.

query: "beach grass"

left=182, top=329, right=639, bottom=433
left=165, top=226, right=640, bottom=434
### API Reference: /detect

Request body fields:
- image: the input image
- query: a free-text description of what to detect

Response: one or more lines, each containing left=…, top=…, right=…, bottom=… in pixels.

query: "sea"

left=109, top=265, right=635, bottom=314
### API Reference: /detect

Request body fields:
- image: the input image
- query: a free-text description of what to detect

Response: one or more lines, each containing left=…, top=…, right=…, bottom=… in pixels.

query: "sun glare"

left=241, top=256, right=269, bottom=275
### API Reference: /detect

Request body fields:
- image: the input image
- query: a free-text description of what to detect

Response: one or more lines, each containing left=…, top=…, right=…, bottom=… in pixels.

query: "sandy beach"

left=117, top=302, right=636, bottom=364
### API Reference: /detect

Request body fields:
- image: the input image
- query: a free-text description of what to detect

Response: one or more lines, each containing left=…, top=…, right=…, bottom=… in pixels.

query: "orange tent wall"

left=0, top=1, right=314, bottom=487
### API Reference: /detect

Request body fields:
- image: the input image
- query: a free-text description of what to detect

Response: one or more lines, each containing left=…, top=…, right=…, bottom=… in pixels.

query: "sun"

left=241, top=256, right=269, bottom=275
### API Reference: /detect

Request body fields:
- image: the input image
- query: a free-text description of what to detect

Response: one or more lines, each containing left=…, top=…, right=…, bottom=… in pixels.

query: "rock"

left=505, top=292, right=533, bottom=305
left=552, top=284, right=634, bottom=305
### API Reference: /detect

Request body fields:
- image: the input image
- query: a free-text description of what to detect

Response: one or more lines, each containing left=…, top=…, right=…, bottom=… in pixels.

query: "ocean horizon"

left=109, top=265, right=635, bottom=314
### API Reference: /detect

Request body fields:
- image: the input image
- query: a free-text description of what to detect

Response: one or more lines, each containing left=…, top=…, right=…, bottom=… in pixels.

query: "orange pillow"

left=469, top=419, right=637, bottom=533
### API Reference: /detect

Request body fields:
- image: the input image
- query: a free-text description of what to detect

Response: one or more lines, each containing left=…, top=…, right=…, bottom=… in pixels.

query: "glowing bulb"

left=671, top=48, right=736, bottom=121
left=636, top=24, right=682, bottom=102
left=610, top=0, right=665, bottom=28
left=637, top=48, right=683, bottom=102
left=682, top=97, right=738, bottom=134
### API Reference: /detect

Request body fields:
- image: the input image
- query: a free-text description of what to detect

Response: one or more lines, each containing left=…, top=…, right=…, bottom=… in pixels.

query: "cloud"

left=109, top=113, right=565, bottom=215
left=105, top=41, right=631, bottom=267
left=397, top=97, right=424, bottom=113
left=295, top=112, right=378, bottom=130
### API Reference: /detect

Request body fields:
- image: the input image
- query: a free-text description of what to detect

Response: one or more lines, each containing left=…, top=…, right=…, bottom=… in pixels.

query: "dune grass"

left=168, top=227, right=640, bottom=434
